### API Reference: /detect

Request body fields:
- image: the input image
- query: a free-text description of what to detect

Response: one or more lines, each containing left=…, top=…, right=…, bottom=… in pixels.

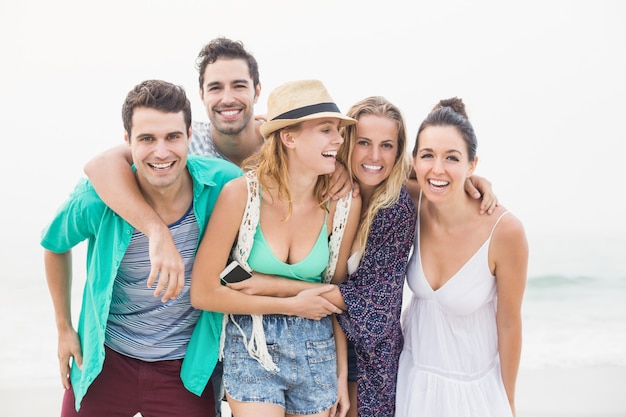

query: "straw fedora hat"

left=259, top=79, right=356, bottom=138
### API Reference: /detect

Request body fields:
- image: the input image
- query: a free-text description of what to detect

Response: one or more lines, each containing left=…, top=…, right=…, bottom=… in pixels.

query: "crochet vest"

left=218, top=170, right=352, bottom=371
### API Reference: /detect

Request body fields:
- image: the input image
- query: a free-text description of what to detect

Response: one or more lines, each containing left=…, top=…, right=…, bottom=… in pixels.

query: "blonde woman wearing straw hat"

left=190, top=79, right=361, bottom=417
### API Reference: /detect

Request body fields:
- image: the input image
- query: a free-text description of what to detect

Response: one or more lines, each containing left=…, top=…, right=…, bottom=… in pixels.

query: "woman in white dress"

left=396, top=97, right=528, bottom=417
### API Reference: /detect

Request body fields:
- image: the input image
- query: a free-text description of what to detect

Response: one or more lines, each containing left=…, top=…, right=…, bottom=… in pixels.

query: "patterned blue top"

left=336, top=186, right=416, bottom=417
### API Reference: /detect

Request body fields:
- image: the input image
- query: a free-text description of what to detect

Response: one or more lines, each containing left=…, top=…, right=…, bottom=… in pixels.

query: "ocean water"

left=521, top=274, right=626, bottom=369
left=2, top=237, right=625, bottom=390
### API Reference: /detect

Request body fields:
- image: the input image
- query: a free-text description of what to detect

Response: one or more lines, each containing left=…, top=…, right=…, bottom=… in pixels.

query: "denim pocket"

left=226, top=335, right=280, bottom=383
left=306, top=336, right=337, bottom=389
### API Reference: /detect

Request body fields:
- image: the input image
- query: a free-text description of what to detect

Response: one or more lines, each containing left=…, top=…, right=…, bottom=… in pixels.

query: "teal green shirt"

left=40, top=155, right=241, bottom=409
left=246, top=218, right=328, bottom=282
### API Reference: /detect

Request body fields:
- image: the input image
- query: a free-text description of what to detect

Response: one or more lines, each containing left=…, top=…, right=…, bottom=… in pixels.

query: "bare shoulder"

left=349, top=193, right=362, bottom=217
left=222, top=176, right=247, bottom=192
left=491, top=205, right=528, bottom=248
left=217, top=176, right=248, bottom=208
left=489, top=205, right=528, bottom=287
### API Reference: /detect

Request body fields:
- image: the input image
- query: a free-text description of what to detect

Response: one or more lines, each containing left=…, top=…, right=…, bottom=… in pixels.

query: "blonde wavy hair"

left=338, top=96, right=411, bottom=262
left=242, top=123, right=330, bottom=219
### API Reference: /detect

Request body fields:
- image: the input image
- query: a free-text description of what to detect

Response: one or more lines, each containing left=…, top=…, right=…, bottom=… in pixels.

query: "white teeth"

left=429, top=179, right=449, bottom=186
left=363, top=164, right=382, bottom=171
left=322, top=151, right=337, bottom=157
left=150, top=162, right=174, bottom=170
left=220, top=110, right=239, bottom=116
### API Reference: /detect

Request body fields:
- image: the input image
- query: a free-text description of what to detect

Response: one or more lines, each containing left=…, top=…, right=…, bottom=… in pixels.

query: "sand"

left=3, top=366, right=625, bottom=417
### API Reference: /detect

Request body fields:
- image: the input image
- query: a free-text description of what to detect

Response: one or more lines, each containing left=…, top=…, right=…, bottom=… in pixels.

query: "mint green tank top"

left=247, top=189, right=329, bottom=282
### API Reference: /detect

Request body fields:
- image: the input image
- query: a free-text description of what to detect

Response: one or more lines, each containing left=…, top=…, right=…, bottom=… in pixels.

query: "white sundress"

left=395, top=196, right=512, bottom=417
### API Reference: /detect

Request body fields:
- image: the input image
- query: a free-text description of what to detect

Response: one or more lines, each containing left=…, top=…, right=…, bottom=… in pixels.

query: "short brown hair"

left=195, top=37, right=260, bottom=90
left=121, top=79, right=191, bottom=137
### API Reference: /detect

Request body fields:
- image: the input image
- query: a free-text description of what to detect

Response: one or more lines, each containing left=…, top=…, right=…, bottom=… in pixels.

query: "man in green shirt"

left=41, top=79, right=240, bottom=416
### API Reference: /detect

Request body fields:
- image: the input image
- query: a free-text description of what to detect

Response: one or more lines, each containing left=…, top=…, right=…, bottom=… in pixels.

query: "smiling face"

left=414, top=125, right=477, bottom=200
left=350, top=114, right=399, bottom=194
left=287, top=117, right=344, bottom=176
left=199, top=58, right=260, bottom=136
left=126, top=107, right=191, bottom=191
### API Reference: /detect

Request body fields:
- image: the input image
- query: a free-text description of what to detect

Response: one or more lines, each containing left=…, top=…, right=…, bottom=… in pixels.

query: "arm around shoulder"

left=84, top=144, right=184, bottom=297
left=84, top=144, right=166, bottom=235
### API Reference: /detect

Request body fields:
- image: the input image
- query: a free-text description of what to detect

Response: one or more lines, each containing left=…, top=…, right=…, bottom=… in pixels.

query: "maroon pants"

left=61, top=346, right=215, bottom=417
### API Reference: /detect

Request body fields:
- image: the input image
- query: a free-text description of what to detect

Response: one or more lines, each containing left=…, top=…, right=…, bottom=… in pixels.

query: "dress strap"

left=488, top=211, right=509, bottom=240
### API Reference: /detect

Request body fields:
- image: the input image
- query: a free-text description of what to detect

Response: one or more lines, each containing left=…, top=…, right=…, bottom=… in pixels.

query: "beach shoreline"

left=3, top=366, right=625, bottom=417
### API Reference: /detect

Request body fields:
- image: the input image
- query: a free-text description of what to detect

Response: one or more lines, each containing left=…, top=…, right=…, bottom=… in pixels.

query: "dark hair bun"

left=433, top=97, right=468, bottom=119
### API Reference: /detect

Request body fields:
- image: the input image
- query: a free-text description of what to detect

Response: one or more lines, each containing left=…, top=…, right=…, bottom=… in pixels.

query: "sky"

left=1, top=0, right=625, bottom=280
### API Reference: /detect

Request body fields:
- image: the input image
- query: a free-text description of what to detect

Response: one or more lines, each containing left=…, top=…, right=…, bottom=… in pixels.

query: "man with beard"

left=188, top=37, right=265, bottom=166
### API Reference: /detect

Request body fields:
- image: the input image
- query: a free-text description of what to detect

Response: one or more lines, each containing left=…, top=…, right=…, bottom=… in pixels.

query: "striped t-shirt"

left=188, top=120, right=229, bottom=160
left=105, top=203, right=199, bottom=361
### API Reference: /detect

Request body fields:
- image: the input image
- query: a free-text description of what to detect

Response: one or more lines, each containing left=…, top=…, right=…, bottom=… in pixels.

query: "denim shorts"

left=223, top=314, right=337, bottom=414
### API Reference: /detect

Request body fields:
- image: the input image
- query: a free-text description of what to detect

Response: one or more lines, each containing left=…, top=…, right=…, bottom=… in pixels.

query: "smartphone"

left=220, top=260, right=252, bottom=284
